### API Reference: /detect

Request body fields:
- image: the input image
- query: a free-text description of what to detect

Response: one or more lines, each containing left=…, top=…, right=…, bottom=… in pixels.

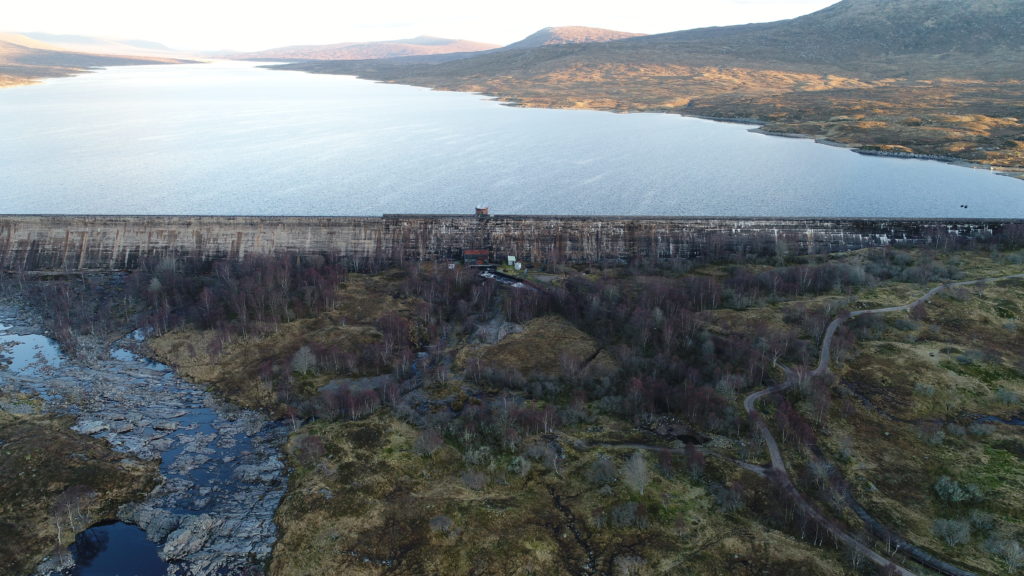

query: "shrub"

left=996, top=388, right=1021, bottom=406
left=985, top=537, right=1024, bottom=571
left=586, top=455, right=618, bottom=487
left=922, top=425, right=946, bottom=446
left=622, top=450, right=650, bottom=495
left=934, top=476, right=984, bottom=504
left=413, top=428, right=444, bottom=456
left=461, top=470, right=489, bottom=491
left=968, top=422, right=995, bottom=437
left=609, top=501, right=648, bottom=530
left=1004, top=541, right=1023, bottom=572
left=429, top=515, right=454, bottom=534
left=968, top=509, right=995, bottom=533
left=291, top=345, right=317, bottom=374
left=945, top=423, right=966, bottom=438
left=613, top=555, right=646, bottom=576
left=933, top=518, right=971, bottom=546
left=508, top=455, right=532, bottom=477
left=913, top=382, right=936, bottom=397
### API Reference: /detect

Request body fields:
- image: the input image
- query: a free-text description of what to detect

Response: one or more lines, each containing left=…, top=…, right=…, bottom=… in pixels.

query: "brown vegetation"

left=823, top=277, right=1024, bottom=575
left=0, top=404, right=158, bottom=574
left=5, top=221, right=1024, bottom=575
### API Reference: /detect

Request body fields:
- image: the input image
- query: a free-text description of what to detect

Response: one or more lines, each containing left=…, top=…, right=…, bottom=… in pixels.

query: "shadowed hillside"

left=275, top=0, right=1024, bottom=173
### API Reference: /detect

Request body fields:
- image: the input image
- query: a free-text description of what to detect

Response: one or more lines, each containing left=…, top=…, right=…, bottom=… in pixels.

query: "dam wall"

left=0, top=214, right=1016, bottom=272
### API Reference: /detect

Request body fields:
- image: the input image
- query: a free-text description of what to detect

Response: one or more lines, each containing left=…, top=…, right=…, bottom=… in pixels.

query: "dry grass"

left=147, top=271, right=420, bottom=411
left=456, top=315, right=605, bottom=380
left=271, top=414, right=857, bottom=576
left=159, top=251, right=1024, bottom=575
left=827, top=277, right=1024, bottom=575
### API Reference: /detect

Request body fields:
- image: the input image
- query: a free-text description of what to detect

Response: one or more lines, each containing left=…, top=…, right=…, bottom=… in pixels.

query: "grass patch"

left=457, top=315, right=608, bottom=381
left=940, top=359, right=1024, bottom=385
left=0, top=410, right=158, bottom=574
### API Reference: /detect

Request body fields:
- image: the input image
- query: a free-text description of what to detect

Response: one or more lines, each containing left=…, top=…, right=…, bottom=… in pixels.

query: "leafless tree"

left=622, top=450, right=650, bottom=496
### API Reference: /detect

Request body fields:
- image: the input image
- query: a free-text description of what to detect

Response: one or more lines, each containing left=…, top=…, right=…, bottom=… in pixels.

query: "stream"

left=0, top=303, right=288, bottom=576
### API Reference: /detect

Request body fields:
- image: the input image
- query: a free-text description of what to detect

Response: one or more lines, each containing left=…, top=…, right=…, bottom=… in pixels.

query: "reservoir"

left=0, top=60, right=1021, bottom=218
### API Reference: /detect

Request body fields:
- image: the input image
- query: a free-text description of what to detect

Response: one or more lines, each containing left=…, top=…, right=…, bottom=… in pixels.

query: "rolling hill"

left=19, top=32, right=180, bottom=57
left=275, top=0, right=1024, bottom=172
left=0, top=32, right=190, bottom=87
left=501, top=26, right=644, bottom=51
left=234, top=36, right=500, bottom=61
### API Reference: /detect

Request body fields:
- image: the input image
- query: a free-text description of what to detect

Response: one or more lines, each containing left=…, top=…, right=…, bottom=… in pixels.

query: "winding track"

left=743, top=366, right=918, bottom=576
left=745, top=272, right=1024, bottom=576
left=582, top=273, right=1023, bottom=574
left=817, top=273, right=1024, bottom=377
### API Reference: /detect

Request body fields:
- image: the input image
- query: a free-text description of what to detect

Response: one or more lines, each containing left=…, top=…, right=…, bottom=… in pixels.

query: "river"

left=0, top=305, right=286, bottom=575
left=0, top=60, right=1021, bottom=218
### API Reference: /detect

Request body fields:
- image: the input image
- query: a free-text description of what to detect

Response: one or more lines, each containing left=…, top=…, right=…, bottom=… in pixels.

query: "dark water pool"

left=70, top=522, right=167, bottom=576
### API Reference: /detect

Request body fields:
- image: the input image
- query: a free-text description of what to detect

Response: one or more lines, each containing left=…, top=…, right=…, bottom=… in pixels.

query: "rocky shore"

left=0, top=302, right=287, bottom=575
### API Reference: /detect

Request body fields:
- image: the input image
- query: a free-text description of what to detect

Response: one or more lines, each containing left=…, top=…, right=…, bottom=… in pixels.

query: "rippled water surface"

left=1, top=61, right=1022, bottom=217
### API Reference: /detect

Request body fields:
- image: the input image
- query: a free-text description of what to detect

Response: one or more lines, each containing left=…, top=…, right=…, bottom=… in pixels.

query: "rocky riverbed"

left=0, top=303, right=287, bottom=575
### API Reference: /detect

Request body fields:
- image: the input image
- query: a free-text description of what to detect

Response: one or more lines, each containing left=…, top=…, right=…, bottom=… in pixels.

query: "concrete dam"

left=0, top=214, right=1019, bottom=272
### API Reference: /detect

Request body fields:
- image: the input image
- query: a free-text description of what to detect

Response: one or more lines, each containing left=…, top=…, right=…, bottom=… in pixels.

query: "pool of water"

left=0, top=322, right=63, bottom=378
left=70, top=522, right=167, bottom=576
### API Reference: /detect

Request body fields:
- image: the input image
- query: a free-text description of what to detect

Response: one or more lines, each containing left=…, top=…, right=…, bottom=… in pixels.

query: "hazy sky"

left=7, top=0, right=841, bottom=51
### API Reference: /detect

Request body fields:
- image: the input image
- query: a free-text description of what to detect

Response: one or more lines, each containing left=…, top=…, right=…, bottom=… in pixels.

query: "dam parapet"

left=0, top=214, right=1017, bottom=272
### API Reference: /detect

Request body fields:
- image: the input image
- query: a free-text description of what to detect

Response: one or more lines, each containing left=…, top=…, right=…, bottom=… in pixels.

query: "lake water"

left=0, top=60, right=1021, bottom=218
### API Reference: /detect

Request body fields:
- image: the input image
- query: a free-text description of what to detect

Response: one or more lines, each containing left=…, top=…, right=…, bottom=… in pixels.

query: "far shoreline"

left=266, top=62, right=1024, bottom=182
left=7, top=59, right=1024, bottom=184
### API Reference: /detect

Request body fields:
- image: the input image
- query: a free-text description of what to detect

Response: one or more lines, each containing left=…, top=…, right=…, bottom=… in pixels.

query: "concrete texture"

left=0, top=214, right=1016, bottom=271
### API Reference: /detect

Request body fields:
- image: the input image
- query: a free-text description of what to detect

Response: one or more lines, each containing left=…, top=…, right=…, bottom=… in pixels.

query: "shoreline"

left=7, top=62, right=1024, bottom=184
left=747, top=126, right=1024, bottom=181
